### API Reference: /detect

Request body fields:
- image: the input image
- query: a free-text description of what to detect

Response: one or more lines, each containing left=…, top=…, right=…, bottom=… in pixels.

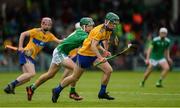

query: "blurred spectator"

left=144, top=33, right=152, bottom=54
left=171, top=40, right=179, bottom=59
left=0, top=0, right=180, bottom=70
left=0, top=40, right=8, bottom=66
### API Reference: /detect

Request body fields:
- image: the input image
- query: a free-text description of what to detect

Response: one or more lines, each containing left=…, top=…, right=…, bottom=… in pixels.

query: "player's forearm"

left=165, top=49, right=171, bottom=59
left=91, top=40, right=102, bottom=58
left=55, top=38, right=63, bottom=44
left=91, top=45, right=102, bottom=58
left=18, top=32, right=27, bottom=48
left=102, top=40, right=109, bottom=50
left=99, top=46, right=106, bottom=52
left=146, top=48, right=152, bottom=59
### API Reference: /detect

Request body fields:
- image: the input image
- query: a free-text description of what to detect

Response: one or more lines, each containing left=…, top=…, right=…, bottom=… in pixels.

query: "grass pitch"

left=0, top=71, right=180, bottom=107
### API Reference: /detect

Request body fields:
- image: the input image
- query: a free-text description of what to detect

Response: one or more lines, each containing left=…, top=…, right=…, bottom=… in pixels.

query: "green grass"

left=0, top=71, right=180, bottom=107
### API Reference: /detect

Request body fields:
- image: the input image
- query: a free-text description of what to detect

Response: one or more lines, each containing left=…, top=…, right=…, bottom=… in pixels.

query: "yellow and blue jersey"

left=24, top=28, right=58, bottom=59
left=78, top=24, right=112, bottom=56
left=68, top=48, right=78, bottom=57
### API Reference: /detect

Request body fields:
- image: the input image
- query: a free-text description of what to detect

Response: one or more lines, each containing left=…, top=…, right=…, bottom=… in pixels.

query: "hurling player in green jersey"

left=26, top=17, right=94, bottom=101
left=140, top=27, right=173, bottom=87
left=51, top=12, right=120, bottom=103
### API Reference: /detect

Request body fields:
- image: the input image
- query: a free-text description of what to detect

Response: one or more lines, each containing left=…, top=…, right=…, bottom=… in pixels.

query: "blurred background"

left=0, top=0, right=180, bottom=71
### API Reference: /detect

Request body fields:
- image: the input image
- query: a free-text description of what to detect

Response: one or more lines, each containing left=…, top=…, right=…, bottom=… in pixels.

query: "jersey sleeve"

left=49, top=33, right=58, bottom=41
left=166, top=39, right=171, bottom=48
left=80, top=33, right=88, bottom=42
left=92, top=30, right=103, bottom=41
left=150, top=39, right=156, bottom=48
left=27, top=28, right=37, bottom=38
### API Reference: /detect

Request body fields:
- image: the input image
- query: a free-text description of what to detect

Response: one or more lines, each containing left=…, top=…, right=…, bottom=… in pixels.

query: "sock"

left=54, top=85, right=64, bottom=94
left=142, top=80, right=145, bottom=84
left=158, top=77, right=163, bottom=84
left=99, top=85, right=107, bottom=95
left=31, top=84, right=36, bottom=91
left=158, top=78, right=162, bottom=84
left=10, top=80, right=19, bottom=88
left=70, top=87, right=76, bottom=93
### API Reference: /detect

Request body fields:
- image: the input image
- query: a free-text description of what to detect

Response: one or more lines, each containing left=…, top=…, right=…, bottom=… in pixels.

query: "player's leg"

left=156, top=59, right=170, bottom=87
left=16, top=66, right=31, bottom=86
left=4, top=59, right=35, bottom=94
left=52, top=58, right=84, bottom=103
left=140, top=63, right=154, bottom=87
left=26, top=48, right=64, bottom=101
left=4, top=65, right=29, bottom=94
left=65, top=55, right=83, bottom=100
left=26, top=63, right=60, bottom=101
left=62, top=68, right=83, bottom=100
left=96, top=60, right=114, bottom=100
left=16, top=62, right=36, bottom=84
left=60, top=55, right=96, bottom=88
left=61, top=59, right=83, bottom=86
left=61, top=69, right=71, bottom=81
left=51, top=54, right=97, bottom=103
left=29, top=63, right=60, bottom=91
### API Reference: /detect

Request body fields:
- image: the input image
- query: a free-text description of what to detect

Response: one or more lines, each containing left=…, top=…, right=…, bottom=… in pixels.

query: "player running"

left=26, top=17, right=94, bottom=101
left=4, top=17, right=61, bottom=94
left=51, top=12, right=120, bottom=103
left=140, top=27, right=173, bottom=87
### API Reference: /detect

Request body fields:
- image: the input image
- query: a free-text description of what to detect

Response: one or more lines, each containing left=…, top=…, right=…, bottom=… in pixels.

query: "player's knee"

left=29, top=72, right=36, bottom=77
left=71, top=75, right=79, bottom=82
left=74, top=77, right=79, bottom=82
left=163, top=66, right=169, bottom=71
left=73, top=77, right=78, bottom=82
left=108, top=66, right=113, bottom=73
left=108, top=69, right=113, bottom=75
left=147, top=65, right=153, bottom=70
left=105, top=67, right=113, bottom=75
left=47, top=72, right=56, bottom=78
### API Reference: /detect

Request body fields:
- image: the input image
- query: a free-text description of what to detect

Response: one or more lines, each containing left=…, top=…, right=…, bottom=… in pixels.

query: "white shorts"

left=149, top=58, right=167, bottom=66
left=51, top=48, right=69, bottom=65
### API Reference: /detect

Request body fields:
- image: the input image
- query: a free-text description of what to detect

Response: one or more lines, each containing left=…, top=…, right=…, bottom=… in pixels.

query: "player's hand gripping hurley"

left=94, top=44, right=137, bottom=66
left=5, top=45, right=33, bottom=56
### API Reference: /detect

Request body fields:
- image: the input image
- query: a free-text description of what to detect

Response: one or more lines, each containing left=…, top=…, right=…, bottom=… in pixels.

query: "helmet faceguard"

left=79, top=17, right=94, bottom=33
left=80, top=17, right=94, bottom=26
left=105, top=12, right=119, bottom=24
left=104, top=12, right=119, bottom=31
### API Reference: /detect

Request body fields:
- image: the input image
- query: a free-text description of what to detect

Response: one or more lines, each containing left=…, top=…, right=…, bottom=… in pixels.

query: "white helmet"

left=75, top=22, right=81, bottom=29
left=159, top=27, right=168, bottom=33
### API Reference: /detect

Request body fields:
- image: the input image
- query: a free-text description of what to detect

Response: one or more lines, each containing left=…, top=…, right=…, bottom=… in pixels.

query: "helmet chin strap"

left=104, top=20, right=113, bottom=31
left=105, top=20, right=110, bottom=27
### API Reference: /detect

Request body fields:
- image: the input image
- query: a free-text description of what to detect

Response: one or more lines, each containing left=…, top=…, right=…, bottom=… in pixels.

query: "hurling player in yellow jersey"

left=4, top=17, right=61, bottom=94
left=51, top=12, right=119, bottom=103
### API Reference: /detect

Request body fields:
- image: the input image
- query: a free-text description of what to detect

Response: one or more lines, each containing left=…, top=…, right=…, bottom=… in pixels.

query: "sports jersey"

left=150, top=37, right=170, bottom=60
left=24, top=28, right=58, bottom=59
left=56, top=28, right=88, bottom=55
left=78, top=24, right=112, bottom=56
left=68, top=48, right=78, bottom=57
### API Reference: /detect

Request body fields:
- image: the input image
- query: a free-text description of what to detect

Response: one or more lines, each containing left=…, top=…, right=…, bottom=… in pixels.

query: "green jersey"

left=150, top=37, right=170, bottom=60
left=56, top=28, right=88, bottom=55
